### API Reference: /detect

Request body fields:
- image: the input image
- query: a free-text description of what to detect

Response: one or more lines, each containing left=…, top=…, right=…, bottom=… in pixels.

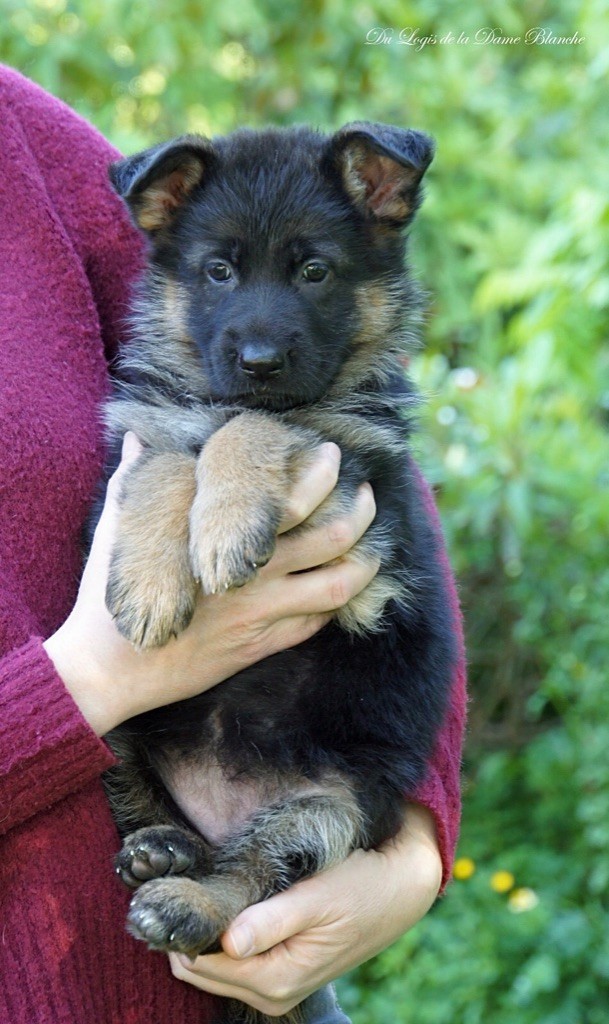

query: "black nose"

left=238, top=343, right=285, bottom=379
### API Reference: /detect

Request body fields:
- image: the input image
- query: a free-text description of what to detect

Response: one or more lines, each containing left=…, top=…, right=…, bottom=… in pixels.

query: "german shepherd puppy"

left=100, top=122, right=456, bottom=1023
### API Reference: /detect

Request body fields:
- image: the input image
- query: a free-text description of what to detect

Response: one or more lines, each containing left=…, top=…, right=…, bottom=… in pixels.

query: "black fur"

left=97, top=122, right=455, bottom=1024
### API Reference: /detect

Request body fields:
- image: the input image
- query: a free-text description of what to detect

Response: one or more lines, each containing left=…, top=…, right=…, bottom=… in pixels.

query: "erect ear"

left=325, top=122, right=434, bottom=227
left=109, top=135, right=215, bottom=233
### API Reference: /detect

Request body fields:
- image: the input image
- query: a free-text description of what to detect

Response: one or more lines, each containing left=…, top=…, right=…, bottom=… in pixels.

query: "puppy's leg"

left=189, top=412, right=316, bottom=594
left=190, top=409, right=403, bottom=629
left=127, top=789, right=364, bottom=956
left=106, top=451, right=198, bottom=647
left=104, top=733, right=215, bottom=889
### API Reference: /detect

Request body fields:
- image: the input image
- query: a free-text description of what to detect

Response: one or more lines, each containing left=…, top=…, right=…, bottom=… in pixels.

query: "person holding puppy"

left=0, top=64, right=466, bottom=1024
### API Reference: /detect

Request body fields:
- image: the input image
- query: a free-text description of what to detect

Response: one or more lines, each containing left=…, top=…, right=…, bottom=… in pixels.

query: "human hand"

left=168, top=805, right=443, bottom=1017
left=44, top=434, right=379, bottom=735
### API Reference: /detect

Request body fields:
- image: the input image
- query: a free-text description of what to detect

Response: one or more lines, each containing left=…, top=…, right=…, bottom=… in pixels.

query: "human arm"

left=0, top=439, right=378, bottom=839
left=43, top=436, right=378, bottom=737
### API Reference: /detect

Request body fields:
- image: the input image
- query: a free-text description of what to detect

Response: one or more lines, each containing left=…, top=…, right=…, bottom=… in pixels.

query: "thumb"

left=106, top=431, right=142, bottom=498
left=85, top=432, right=142, bottom=573
left=100, top=431, right=142, bottom=518
left=222, top=881, right=327, bottom=960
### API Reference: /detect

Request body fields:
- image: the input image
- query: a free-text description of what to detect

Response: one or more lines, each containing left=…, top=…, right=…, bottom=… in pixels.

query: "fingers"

left=266, top=551, right=380, bottom=620
left=278, top=444, right=341, bottom=533
left=223, top=883, right=325, bottom=959
left=87, top=433, right=142, bottom=567
left=104, top=432, right=143, bottom=507
left=267, top=483, right=377, bottom=577
left=168, top=938, right=322, bottom=1015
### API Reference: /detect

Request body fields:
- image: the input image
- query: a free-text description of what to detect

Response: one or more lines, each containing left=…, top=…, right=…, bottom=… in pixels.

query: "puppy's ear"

left=325, top=122, right=434, bottom=227
left=109, top=135, right=215, bottom=233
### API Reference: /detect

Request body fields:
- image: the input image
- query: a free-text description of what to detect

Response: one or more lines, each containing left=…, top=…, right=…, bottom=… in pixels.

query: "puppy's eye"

left=301, top=261, right=329, bottom=283
left=206, top=261, right=233, bottom=283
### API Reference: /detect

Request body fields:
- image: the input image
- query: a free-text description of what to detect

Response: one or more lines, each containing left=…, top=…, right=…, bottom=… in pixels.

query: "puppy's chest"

left=160, top=760, right=330, bottom=846
left=162, top=760, right=272, bottom=845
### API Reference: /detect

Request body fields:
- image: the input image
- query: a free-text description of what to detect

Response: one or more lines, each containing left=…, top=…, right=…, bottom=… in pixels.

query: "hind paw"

left=116, top=826, right=208, bottom=889
left=127, top=877, right=224, bottom=955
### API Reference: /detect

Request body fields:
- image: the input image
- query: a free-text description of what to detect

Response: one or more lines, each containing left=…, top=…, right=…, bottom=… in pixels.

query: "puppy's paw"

left=127, top=877, right=225, bottom=955
left=106, top=552, right=197, bottom=648
left=189, top=501, right=278, bottom=594
left=116, top=826, right=210, bottom=890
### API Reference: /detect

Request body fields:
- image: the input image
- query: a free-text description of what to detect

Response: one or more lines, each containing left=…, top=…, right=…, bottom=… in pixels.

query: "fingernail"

left=229, top=923, right=255, bottom=958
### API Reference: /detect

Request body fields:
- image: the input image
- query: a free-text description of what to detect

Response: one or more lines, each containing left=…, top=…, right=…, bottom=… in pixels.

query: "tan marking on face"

left=353, top=282, right=401, bottom=346
left=163, top=277, right=189, bottom=337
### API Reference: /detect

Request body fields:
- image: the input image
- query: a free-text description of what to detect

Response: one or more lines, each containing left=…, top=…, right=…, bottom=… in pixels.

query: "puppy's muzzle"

left=238, top=340, right=288, bottom=380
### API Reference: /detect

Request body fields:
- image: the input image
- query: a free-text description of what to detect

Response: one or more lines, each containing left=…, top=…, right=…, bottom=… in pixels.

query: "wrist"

left=384, top=804, right=443, bottom=905
left=43, top=620, right=126, bottom=736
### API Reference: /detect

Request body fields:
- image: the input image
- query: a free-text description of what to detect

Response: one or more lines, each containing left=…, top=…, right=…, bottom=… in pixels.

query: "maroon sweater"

left=0, top=66, right=467, bottom=1024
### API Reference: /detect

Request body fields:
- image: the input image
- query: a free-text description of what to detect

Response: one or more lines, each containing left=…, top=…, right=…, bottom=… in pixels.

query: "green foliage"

left=2, top=1, right=607, bottom=1018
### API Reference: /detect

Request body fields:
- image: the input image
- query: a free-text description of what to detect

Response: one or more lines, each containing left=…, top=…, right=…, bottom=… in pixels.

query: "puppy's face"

left=111, top=123, right=433, bottom=410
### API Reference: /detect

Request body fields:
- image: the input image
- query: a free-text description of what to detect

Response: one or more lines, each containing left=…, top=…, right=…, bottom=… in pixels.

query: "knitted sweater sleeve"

left=410, top=474, right=468, bottom=893
left=0, top=637, right=115, bottom=837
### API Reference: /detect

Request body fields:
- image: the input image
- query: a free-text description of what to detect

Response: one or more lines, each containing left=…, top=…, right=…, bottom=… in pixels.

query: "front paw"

left=116, top=826, right=209, bottom=890
left=189, top=502, right=278, bottom=595
left=106, top=551, right=197, bottom=648
left=127, top=877, right=225, bottom=955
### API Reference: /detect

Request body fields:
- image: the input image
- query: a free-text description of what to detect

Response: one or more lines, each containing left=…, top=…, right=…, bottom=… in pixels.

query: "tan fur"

left=189, top=412, right=316, bottom=594
left=295, top=408, right=407, bottom=458
left=341, top=144, right=369, bottom=206
left=106, top=400, right=412, bottom=637
left=340, top=142, right=416, bottom=221
left=124, top=269, right=211, bottom=399
left=136, top=160, right=206, bottom=231
left=162, top=276, right=191, bottom=339
left=335, top=571, right=406, bottom=633
left=106, top=452, right=198, bottom=647
left=353, top=281, right=403, bottom=345
left=324, top=279, right=412, bottom=396
left=105, top=400, right=222, bottom=451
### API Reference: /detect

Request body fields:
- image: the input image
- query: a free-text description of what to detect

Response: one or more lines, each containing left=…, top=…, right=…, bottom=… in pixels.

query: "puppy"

left=100, top=122, right=456, bottom=1024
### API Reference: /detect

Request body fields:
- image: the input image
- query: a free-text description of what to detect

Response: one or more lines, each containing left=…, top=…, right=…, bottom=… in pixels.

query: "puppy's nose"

left=238, top=342, right=285, bottom=379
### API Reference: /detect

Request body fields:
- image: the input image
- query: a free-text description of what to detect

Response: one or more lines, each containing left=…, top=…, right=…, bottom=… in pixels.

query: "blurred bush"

left=2, top=0, right=607, bottom=1019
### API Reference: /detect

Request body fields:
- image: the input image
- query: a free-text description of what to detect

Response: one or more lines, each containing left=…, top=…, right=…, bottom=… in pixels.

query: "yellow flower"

left=453, top=857, right=476, bottom=880
left=490, top=870, right=515, bottom=893
left=509, top=888, right=539, bottom=913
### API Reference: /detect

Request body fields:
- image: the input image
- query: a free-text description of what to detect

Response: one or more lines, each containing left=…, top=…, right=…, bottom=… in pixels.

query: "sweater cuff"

left=0, top=636, right=116, bottom=836
left=411, top=763, right=456, bottom=895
